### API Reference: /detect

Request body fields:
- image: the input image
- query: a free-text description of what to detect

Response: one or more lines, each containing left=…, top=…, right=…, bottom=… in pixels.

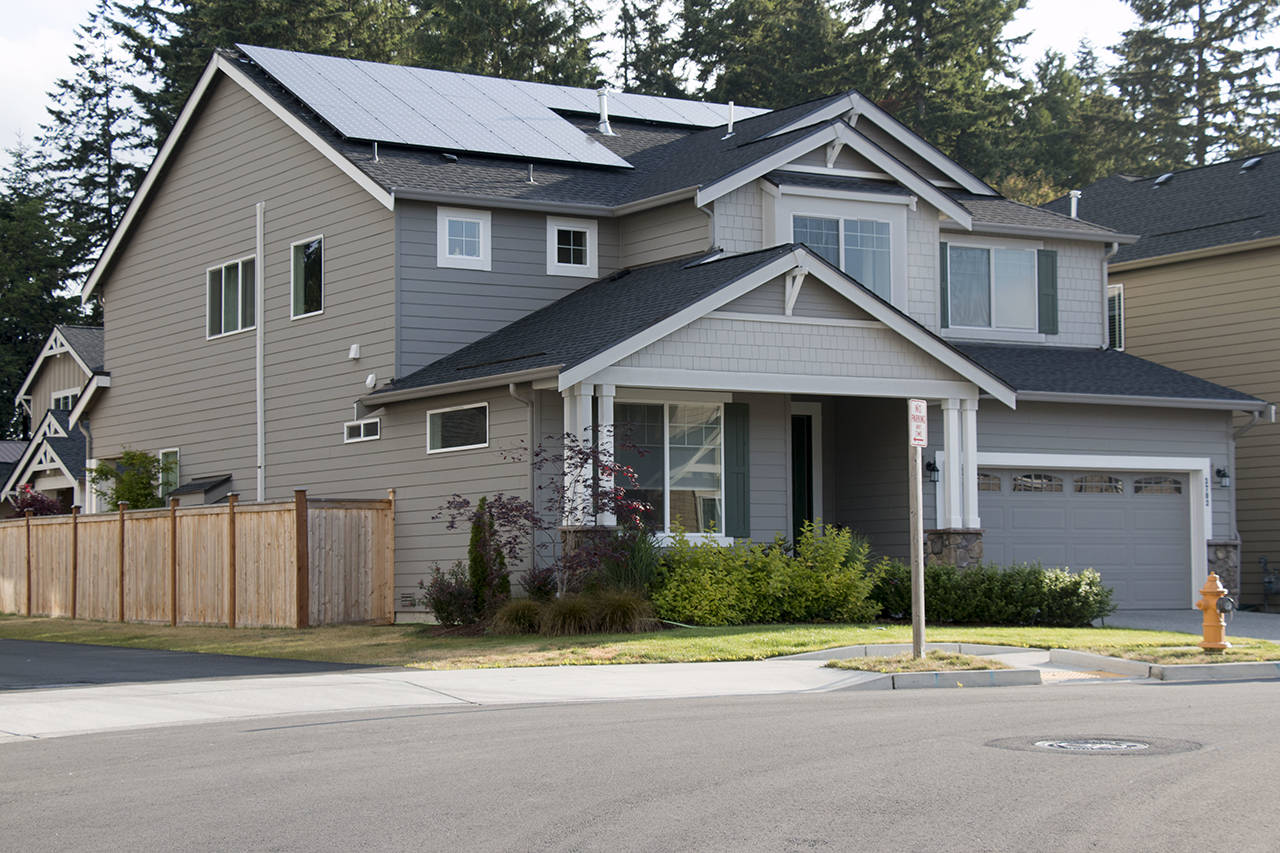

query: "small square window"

left=546, top=217, right=598, bottom=277
left=438, top=207, right=491, bottom=270
left=556, top=228, right=587, bottom=266
left=344, top=418, right=381, bottom=443
left=291, top=237, right=323, bottom=318
left=427, top=404, right=488, bottom=453
left=448, top=218, right=482, bottom=258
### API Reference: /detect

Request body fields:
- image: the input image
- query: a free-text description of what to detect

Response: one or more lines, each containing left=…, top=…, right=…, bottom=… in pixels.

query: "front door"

left=791, top=414, right=814, bottom=543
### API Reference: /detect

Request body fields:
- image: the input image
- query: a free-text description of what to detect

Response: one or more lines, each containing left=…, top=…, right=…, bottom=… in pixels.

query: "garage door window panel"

left=1134, top=476, right=1183, bottom=495
left=1012, top=472, right=1063, bottom=493
left=977, top=472, right=1001, bottom=492
left=1075, top=474, right=1124, bottom=494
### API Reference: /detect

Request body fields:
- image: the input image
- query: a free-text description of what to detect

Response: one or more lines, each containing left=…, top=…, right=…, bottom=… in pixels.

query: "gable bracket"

left=784, top=269, right=807, bottom=316
left=825, top=141, right=844, bottom=169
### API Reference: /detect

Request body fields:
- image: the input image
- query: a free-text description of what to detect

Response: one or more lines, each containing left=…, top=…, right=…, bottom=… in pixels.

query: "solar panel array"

left=240, top=45, right=768, bottom=168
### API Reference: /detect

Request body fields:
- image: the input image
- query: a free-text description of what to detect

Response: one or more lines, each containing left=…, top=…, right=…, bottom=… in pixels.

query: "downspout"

left=255, top=202, right=266, bottom=501
left=508, top=382, right=537, bottom=571
left=77, top=418, right=92, bottom=512
left=1102, top=241, right=1119, bottom=347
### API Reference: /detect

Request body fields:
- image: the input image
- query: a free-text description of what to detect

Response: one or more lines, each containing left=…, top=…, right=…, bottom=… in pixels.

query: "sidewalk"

left=1106, top=608, right=1280, bottom=642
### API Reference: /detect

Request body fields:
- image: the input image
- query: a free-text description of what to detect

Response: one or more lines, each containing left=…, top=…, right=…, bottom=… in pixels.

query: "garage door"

left=978, top=469, right=1190, bottom=609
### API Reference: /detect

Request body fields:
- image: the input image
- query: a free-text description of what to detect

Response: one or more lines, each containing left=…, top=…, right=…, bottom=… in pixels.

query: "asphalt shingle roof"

left=948, top=194, right=1123, bottom=240
left=0, top=441, right=25, bottom=464
left=955, top=343, right=1261, bottom=405
left=57, top=325, right=105, bottom=372
left=380, top=246, right=797, bottom=393
left=1042, top=150, right=1280, bottom=263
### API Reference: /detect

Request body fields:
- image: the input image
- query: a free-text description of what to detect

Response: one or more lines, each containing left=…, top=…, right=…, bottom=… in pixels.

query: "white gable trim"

left=82, top=54, right=394, bottom=303
left=760, top=92, right=994, bottom=196
left=14, top=328, right=94, bottom=405
left=559, top=247, right=1016, bottom=407
left=695, top=124, right=845, bottom=207
left=2, top=412, right=79, bottom=496
left=68, top=374, right=111, bottom=427
left=831, top=124, right=972, bottom=229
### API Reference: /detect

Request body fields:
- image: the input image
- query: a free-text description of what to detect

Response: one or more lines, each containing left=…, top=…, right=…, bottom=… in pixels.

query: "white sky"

left=0, top=0, right=1140, bottom=151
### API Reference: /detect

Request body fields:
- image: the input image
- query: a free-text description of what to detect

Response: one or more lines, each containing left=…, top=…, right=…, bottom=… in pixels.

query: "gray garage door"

left=978, top=469, right=1190, bottom=609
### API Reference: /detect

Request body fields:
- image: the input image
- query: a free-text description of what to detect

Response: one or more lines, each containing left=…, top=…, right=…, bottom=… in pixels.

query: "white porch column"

left=562, top=383, right=594, bottom=526
left=597, top=384, right=616, bottom=527
left=942, top=398, right=963, bottom=529
left=961, top=397, right=980, bottom=529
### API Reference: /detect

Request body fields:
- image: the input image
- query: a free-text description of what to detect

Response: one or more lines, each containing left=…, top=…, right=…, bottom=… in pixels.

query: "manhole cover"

left=987, top=735, right=1201, bottom=756
left=1034, top=738, right=1150, bottom=752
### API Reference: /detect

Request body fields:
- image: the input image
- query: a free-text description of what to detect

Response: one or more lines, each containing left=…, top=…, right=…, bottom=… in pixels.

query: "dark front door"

left=791, top=414, right=814, bottom=543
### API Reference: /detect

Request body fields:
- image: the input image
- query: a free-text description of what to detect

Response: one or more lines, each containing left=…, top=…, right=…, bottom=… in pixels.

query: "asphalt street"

left=3, top=679, right=1278, bottom=852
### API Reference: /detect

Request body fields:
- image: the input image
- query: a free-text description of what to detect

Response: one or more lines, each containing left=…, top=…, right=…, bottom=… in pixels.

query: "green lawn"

left=4, top=614, right=1277, bottom=669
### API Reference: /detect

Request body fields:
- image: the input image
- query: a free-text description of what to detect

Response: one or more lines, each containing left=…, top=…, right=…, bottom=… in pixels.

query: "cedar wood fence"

left=0, top=490, right=396, bottom=627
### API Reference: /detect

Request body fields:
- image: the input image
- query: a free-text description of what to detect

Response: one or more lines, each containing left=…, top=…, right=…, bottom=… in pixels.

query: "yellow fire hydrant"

left=1195, top=572, right=1231, bottom=651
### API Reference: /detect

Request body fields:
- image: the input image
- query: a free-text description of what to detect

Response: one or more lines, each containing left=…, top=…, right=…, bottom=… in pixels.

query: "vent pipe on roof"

left=527, top=163, right=536, bottom=184
left=597, top=88, right=616, bottom=136
left=1069, top=189, right=1081, bottom=219
left=722, top=101, right=736, bottom=140
left=373, top=141, right=379, bottom=162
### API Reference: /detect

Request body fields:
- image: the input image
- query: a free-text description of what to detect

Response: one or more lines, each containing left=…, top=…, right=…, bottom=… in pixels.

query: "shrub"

left=650, top=531, right=749, bottom=626
left=519, top=563, right=558, bottom=603
left=870, top=561, right=1116, bottom=627
left=491, top=599, right=543, bottom=634
left=419, top=562, right=478, bottom=626
left=10, top=485, right=62, bottom=516
left=466, top=497, right=511, bottom=618
left=590, top=590, right=654, bottom=633
left=771, top=523, right=882, bottom=623
left=89, top=449, right=174, bottom=510
left=599, top=527, right=661, bottom=594
left=540, top=596, right=596, bottom=636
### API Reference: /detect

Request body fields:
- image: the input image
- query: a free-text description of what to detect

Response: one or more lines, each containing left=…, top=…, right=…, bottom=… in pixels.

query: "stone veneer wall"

left=1207, top=539, right=1242, bottom=597
left=925, top=529, right=983, bottom=568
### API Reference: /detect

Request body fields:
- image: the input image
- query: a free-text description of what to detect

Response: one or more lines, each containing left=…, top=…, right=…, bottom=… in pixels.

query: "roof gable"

left=14, top=326, right=102, bottom=405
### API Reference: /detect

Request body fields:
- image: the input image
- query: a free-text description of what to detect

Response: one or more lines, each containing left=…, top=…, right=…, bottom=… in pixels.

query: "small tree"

left=467, top=496, right=511, bottom=617
left=89, top=448, right=173, bottom=509
left=10, top=484, right=63, bottom=516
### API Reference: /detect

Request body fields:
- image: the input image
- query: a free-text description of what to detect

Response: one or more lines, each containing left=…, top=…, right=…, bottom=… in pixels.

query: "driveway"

left=1106, top=608, right=1280, bottom=642
left=0, top=639, right=367, bottom=691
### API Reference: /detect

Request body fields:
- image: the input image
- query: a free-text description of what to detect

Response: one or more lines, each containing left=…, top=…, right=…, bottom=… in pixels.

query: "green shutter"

left=1037, top=248, right=1058, bottom=335
left=724, top=402, right=750, bottom=539
left=939, top=242, right=949, bottom=328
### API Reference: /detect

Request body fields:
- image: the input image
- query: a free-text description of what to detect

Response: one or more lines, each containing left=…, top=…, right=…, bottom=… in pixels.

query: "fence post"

left=227, top=493, right=238, bottom=628
left=385, top=489, right=396, bottom=625
left=294, top=489, right=309, bottom=628
left=24, top=510, right=32, bottom=616
left=70, top=506, right=79, bottom=620
left=117, top=502, right=127, bottom=622
left=169, top=497, right=179, bottom=627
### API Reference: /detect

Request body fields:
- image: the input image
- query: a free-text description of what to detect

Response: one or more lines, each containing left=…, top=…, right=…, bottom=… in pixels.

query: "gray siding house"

left=76, top=45, right=1262, bottom=615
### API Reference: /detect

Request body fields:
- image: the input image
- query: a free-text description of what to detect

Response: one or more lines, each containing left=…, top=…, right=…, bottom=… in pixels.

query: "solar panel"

left=238, top=45, right=767, bottom=167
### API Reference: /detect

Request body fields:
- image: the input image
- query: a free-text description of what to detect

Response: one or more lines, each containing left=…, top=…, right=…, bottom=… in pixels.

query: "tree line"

left=1, top=0, right=1277, bottom=438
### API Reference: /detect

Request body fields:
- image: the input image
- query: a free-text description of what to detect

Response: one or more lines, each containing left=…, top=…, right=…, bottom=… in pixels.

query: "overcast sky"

left=0, top=0, right=1140, bottom=151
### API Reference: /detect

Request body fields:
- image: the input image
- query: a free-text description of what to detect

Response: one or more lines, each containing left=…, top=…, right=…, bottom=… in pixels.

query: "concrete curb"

left=778, top=642, right=1039, bottom=661
left=1048, top=649, right=1152, bottom=677
left=841, top=667, right=1042, bottom=690
left=1151, top=660, right=1280, bottom=681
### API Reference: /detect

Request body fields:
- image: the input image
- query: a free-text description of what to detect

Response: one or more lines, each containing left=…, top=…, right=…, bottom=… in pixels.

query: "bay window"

left=614, top=402, right=723, bottom=535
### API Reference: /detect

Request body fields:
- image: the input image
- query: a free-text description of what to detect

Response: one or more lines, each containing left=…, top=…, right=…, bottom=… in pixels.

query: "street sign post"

left=908, top=399, right=927, bottom=659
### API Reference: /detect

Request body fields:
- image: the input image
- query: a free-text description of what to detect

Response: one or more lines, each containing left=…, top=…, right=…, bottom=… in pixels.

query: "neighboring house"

left=1045, top=151, right=1280, bottom=603
left=2, top=325, right=105, bottom=512
left=75, top=45, right=1262, bottom=616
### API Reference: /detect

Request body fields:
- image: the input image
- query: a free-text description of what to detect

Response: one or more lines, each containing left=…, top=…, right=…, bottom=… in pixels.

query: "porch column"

left=942, top=398, right=963, bottom=529
left=562, top=383, right=594, bottom=526
left=596, top=384, right=616, bottom=527
left=961, top=397, right=980, bottom=529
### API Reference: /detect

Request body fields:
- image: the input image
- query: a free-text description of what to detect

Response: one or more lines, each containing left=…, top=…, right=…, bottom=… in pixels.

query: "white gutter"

left=387, top=185, right=698, bottom=218
left=940, top=221, right=1139, bottom=244
left=1016, top=391, right=1266, bottom=412
left=255, top=201, right=266, bottom=501
left=358, top=366, right=560, bottom=406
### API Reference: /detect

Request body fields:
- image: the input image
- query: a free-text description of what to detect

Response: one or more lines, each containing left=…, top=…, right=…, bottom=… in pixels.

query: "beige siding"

left=618, top=199, right=711, bottom=267
left=1117, top=245, right=1280, bottom=602
left=29, top=353, right=89, bottom=426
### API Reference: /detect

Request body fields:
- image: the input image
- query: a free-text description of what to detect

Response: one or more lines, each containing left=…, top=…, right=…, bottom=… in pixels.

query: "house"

left=2, top=325, right=105, bottom=512
left=74, top=44, right=1262, bottom=617
left=1044, top=151, right=1280, bottom=604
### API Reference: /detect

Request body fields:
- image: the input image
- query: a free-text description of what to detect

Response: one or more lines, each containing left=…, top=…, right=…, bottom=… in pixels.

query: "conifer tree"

left=614, top=0, right=687, bottom=96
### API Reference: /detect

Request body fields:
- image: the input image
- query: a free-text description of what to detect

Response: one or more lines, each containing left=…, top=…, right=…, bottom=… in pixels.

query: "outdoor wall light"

left=1215, top=467, right=1231, bottom=488
left=925, top=460, right=940, bottom=483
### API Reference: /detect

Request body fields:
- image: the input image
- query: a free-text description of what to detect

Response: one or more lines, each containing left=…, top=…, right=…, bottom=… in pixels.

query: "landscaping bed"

left=825, top=651, right=1009, bottom=673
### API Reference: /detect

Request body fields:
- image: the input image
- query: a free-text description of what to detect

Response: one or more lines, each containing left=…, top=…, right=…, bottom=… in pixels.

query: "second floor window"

left=792, top=214, right=891, bottom=300
left=948, top=245, right=1037, bottom=331
left=206, top=256, right=256, bottom=338
left=437, top=207, right=491, bottom=271
left=1107, top=284, right=1124, bottom=350
left=51, top=390, right=78, bottom=411
left=546, top=216, right=598, bottom=277
left=291, top=236, right=324, bottom=318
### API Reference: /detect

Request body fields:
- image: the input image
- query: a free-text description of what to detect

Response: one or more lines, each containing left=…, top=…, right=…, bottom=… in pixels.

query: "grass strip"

left=825, top=651, right=1009, bottom=673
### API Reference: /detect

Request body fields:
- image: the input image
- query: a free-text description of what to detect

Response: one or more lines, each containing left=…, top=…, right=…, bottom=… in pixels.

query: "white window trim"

left=945, top=239, right=1043, bottom=334
left=290, top=235, right=325, bottom=320
left=426, top=402, right=489, bottom=454
left=546, top=216, right=599, bottom=278
left=437, top=207, right=492, bottom=271
left=50, top=387, right=80, bottom=412
left=344, top=417, right=382, bottom=444
left=158, top=448, right=179, bottom=498
left=934, top=450, right=1210, bottom=610
left=205, top=254, right=258, bottom=339
left=1108, top=283, right=1125, bottom=351
left=776, top=195, right=907, bottom=309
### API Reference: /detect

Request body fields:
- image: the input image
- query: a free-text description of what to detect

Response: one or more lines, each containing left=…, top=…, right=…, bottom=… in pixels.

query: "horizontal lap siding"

left=395, top=202, right=620, bottom=377
left=618, top=200, right=710, bottom=267
left=830, top=397, right=909, bottom=558
left=736, top=393, right=788, bottom=541
left=1118, top=246, right=1280, bottom=601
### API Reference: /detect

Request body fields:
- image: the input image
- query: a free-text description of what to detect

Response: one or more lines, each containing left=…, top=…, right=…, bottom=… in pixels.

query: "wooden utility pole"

left=294, top=490, right=309, bottom=628
left=169, top=497, right=179, bottom=626
left=70, top=506, right=79, bottom=619
left=227, top=493, right=238, bottom=628
left=117, top=502, right=128, bottom=622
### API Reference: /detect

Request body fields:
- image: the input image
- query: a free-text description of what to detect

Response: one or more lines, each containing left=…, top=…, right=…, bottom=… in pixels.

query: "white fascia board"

left=14, top=328, right=93, bottom=404
left=358, top=366, right=560, bottom=406
left=68, top=374, right=110, bottom=427
left=941, top=220, right=1137, bottom=245
left=1016, top=390, right=1266, bottom=412
left=591, top=367, right=978, bottom=401
left=2, top=411, right=69, bottom=495
left=795, top=249, right=1015, bottom=407
left=759, top=92, right=994, bottom=196
left=694, top=125, right=842, bottom=207
left=82, top=54, right=395, bottom=304
left=832, top=124, right=972, bottom=230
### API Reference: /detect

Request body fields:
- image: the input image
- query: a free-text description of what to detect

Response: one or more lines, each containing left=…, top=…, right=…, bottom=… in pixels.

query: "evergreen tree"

left=36, top=0, right=152, bottom=279
left=614, top=0, right=687, bottom=96
left=0, top=148, right=83, bottom=439
left=412, top=0, right=601, bottom=86
left=1111, top=0, right=1280, bottom=169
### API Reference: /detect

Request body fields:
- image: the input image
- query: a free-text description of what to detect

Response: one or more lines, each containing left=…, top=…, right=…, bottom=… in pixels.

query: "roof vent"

left=597, top=88, right=616, bottom=136
left=440, top=152, right=458, bottom=163
left=1241, top=156, right=1262, bottom=171
left=1154, top=172, right=1174, bottom=187
left=1069, top=189, right=1082, bottom=219
left=722, top=101, right=736, bottom=140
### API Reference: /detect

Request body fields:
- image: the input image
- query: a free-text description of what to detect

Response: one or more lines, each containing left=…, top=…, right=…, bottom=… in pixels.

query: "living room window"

left=291, top=236, right=324, bottom=318
left=614, top=401, right=723, bottom=535
left=206, top=256, right=256, bottom=337
left=427, top=403, right=488, bottom=453
left=948, top=244, right=1037, bottom=331
left=546, top=217, right=598, bottom=277
left=437, top=207, right=491, bottom=271
left=792, top=214, right=891, bottom=300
